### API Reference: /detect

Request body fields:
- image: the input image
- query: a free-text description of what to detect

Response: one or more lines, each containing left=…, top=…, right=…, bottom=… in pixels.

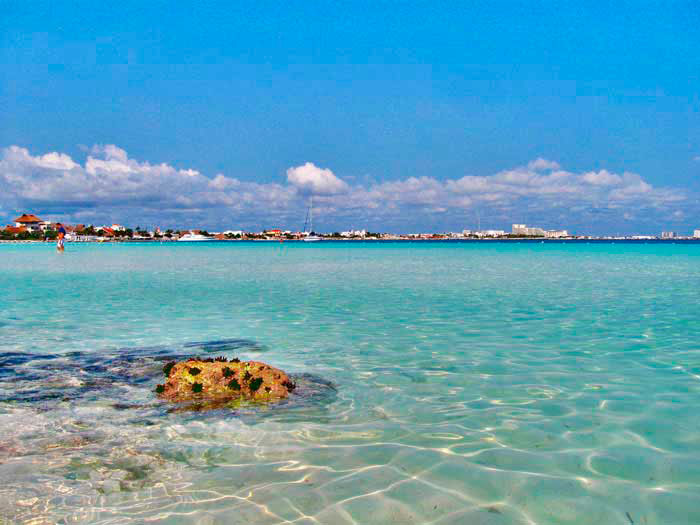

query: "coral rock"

left=156, top=357, right=295, bottom=403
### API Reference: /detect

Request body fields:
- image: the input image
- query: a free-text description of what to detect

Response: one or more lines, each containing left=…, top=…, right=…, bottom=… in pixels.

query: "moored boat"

left=178, top=232, right=210, bottom=242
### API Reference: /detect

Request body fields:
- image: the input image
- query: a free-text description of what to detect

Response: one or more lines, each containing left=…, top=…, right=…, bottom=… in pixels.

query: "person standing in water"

left=56, top=223, right=66, bottom=251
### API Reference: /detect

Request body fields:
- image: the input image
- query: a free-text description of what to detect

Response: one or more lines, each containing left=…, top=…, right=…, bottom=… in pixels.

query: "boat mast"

left=309, top=194, right=313, bottom=234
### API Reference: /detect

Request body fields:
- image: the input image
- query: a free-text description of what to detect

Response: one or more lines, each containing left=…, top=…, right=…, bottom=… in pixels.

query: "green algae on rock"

left=155, top=357, right=295, bottom=403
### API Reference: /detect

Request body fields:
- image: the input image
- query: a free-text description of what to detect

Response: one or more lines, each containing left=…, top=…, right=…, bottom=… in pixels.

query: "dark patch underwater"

left=0, top=339, right=337, bottom=421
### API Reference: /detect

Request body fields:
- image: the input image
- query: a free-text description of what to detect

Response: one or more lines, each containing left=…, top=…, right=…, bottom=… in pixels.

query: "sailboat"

left=302, top=195, right=321, bottom=242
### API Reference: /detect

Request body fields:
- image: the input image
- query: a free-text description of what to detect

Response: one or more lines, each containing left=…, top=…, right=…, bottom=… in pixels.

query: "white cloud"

left=0, top=145, right=690, bottom=232
left=3, top=145, right=78, bottom=171
left=286, top=162, right=349, bottom=195
left=527, top=158, right=560, bottom=171
left=208, top=174, right=239, bottom=190
left=582, top=170, right=623, bottom=186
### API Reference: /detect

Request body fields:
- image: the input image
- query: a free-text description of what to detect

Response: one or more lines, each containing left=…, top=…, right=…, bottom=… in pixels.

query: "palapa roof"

left=14, top=213, right=42, bottom=224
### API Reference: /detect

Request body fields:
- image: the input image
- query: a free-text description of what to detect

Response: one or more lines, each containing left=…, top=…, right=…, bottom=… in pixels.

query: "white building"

left=545, top=230, right=569, bottom=238
left=693, top=230, right=700, bottom=238
left=39, top=220, right=55, bottom=232
left=340, top=229, right=367, bottom=238
left=512, top=224, right=545, bottom=236
left=661, top=231, right=676, bottom=239
left=476, top=230, right=506, bottom=237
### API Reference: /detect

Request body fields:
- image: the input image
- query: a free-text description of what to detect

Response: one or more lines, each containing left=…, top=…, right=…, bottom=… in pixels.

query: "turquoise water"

left=1, top=242, right=699, bottom=524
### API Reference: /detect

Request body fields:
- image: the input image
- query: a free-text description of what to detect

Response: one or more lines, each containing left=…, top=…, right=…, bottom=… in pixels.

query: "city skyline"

left=5, top=209, right=700, bottom=240
left=2, top=2, right=699, bottom=234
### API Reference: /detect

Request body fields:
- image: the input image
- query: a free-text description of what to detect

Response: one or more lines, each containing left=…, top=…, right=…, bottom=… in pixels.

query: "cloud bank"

left=0, top=145, right=690, bottom=234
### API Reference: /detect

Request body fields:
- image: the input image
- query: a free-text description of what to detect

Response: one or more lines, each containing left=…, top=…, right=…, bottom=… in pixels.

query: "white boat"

left=178, top=232, right=210, bottom=242
left=302, top=195, right=321, bottom=242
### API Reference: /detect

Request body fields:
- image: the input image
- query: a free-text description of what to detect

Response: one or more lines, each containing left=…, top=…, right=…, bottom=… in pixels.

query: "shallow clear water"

left=1, top=241, right=699, bottom=524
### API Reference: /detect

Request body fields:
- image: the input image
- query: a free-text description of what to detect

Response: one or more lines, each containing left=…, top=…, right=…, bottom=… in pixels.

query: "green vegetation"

left=163, top=361, right=176, bottom=377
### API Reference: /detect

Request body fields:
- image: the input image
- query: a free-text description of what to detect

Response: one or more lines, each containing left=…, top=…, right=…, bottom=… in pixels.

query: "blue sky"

left=1, top=1, right=699, bottom=234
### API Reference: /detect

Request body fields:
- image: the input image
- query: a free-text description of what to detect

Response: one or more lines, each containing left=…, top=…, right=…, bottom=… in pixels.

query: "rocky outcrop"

left=155, top=357, right=295, bottom=403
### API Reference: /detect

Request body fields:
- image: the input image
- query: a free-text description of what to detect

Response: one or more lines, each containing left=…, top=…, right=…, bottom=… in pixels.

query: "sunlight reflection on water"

left=1, top=242, right=700, bottom=524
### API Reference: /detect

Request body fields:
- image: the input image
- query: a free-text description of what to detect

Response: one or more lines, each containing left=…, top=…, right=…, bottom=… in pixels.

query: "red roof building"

left=4, top=225, right=28, bottom=235
left=14, top=213, right=42, bottom=224
left=14, top=214, right=43, bottom=231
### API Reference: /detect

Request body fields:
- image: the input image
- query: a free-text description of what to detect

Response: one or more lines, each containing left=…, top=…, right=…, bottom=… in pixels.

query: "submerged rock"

left=155, top=357, right=295, bottom=403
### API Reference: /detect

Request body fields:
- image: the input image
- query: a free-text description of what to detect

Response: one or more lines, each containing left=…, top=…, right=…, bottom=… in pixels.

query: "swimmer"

left=56, top=223, right=66, bottom=251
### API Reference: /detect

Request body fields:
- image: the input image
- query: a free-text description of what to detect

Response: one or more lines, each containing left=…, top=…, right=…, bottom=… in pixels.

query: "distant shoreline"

left=3, top=238, right=700, bottom=244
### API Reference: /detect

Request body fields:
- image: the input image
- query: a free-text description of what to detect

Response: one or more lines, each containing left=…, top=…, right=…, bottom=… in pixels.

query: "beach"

left=1, top=242, right=699, bottom=524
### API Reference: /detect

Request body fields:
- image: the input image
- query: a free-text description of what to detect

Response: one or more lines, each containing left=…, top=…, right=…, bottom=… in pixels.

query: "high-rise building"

left=661, top=231, right=676, bottom=239
left=512, top=224, right=545, bottom=236
left=693, top=230, right=700, bottom=238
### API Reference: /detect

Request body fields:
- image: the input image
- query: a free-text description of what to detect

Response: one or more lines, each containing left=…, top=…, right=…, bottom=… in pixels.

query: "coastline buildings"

left=544, top=229, right=569, bottom=238
left=475, top=229, right=506, bottom=237
left=512, top=224, right=568, bottom=238
left=340, top=229, right=367, bottom=238
left=5, top=210, right=700, bottom=242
